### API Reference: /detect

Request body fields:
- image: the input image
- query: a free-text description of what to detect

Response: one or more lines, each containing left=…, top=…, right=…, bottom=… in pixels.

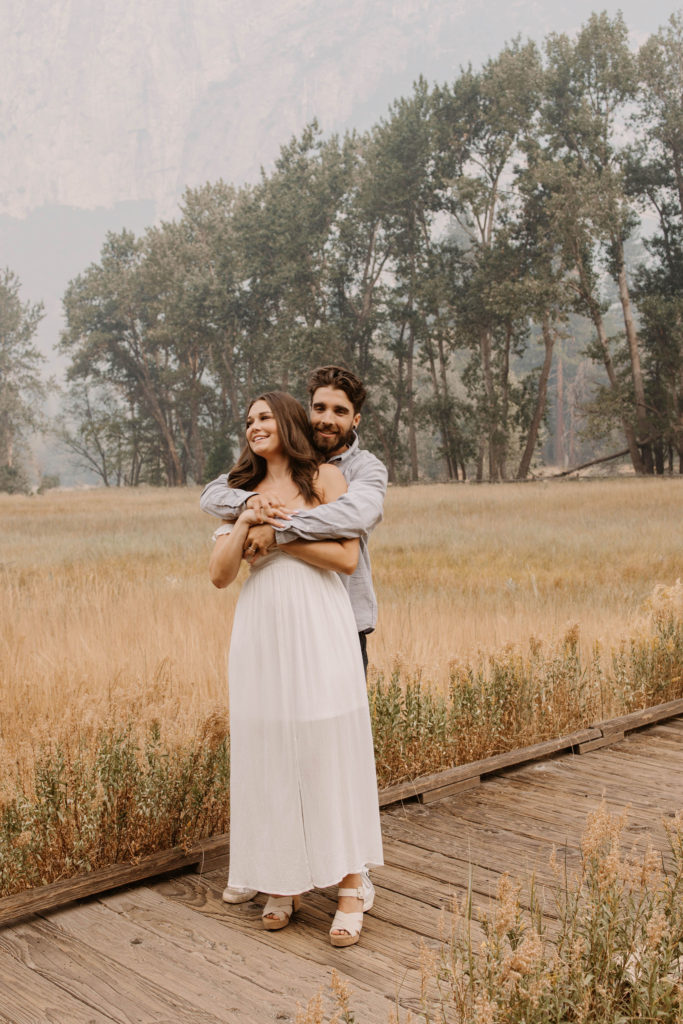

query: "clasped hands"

left=240, top=494, right=291, bottom=564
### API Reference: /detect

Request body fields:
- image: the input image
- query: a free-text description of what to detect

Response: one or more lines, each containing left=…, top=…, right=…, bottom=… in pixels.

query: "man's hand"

left=245, top=494, right=291, bottom=524
left=243, top=523, right=277, bottom=563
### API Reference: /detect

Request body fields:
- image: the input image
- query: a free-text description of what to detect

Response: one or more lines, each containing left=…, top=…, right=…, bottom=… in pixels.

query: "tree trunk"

left=516, top=316, right=555, bottom=480
left=425, top=340, right=456, bottom=479
left=476, top=442, right=484, bottom=482
left=615, top=249, right=653, bottom=473
left=497, top=324, right=512, bottom=481
left=437, top=333, right=460, bottom=480
left=406, top=320, right=419, bottom=482
left=479, top=328, right=496, bottom=481
left=575, top=257, right=645, bottom=474
left=369, top=410, right=397, bottom=483
left=554, top=349, right=565, bottom=466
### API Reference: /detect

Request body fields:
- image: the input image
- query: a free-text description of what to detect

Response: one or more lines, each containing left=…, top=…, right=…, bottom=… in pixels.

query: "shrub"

left=0, top=463, right=29, bottom=494
left=0, top=713, right=229, bottom=897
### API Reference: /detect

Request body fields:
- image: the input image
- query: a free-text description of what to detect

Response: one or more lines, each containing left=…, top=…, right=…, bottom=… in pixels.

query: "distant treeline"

left=49, top=13, right=683, bottom=483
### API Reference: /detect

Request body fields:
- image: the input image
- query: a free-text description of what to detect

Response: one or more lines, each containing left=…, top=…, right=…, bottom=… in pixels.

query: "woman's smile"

left=246, top=399, right=281, bottom=453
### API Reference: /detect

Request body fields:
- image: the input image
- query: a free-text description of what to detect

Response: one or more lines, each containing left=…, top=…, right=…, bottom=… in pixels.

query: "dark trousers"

left=358, top=630, right=370, bottom=677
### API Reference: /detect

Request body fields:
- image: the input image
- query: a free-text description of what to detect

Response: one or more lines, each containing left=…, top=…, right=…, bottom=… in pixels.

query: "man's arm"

left=276, top=455, right=387, bottom=544
left=199, top=475, right=254, bottom=520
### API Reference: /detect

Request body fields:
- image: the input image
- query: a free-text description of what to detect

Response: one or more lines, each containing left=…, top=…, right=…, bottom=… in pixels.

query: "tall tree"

left=432, top=40, right=544, bottom=480
left=628, top=14, right=683, bottom=471
left=0, top=269, right=46, bottom=490
left=543, top=12, right=652, bottom=472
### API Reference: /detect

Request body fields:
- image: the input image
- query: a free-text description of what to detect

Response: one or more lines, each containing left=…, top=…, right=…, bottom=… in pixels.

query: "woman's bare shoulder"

left=315, top=462, right=347, bottom=502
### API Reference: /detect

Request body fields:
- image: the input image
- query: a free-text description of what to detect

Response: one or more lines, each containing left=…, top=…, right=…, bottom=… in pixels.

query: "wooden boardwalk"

left=1, top=717, right=681, bottom=1023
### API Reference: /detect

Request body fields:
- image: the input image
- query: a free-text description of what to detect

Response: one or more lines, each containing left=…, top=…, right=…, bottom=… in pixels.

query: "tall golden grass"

left=1, top=478, right=682, bottom=791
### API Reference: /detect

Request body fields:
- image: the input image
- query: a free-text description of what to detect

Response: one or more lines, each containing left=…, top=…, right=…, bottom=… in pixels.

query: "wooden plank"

left=607, top=736, right=683, bottom=763
left=420, top=776, right=481, bottom=803
left=0, top=949, right=117, bottom=1023
left=619, top=731, right=683, bottom=755
left=394, top=802, right=580, bottom=874
left=422, top=799, right=583, bottom=852
left=569, top=749, right=683, bottom=791
left=596, top=745, right=683, bottom=776
left=378, top=727, right=601, bottom=806
left=0, top=915, right=222, bottom=1024
left=508, top=754, right=679, bottom=801
left=593, top=702, right=683, bottom=735
left=500, top=763, right=682, bottom=820
left=641, top=721, right=683, bottom=740
left=381, top=809, right=572, bottom=885
left=376, top=848, right=558, bottom=922
left=154, top=872, right=429, bottom=1008
left=0, top=833, right=229, bottom=928
left=47, top=892, right=395, bottom=1024
left=449, top=776, right=664, bottom=844
left=577, top=733, right=624, bottom=753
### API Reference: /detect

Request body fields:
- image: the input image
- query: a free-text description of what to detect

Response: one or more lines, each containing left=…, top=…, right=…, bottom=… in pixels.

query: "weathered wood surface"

left=0, top=833, right=231, bottom=927
left=0, top=716, right=681, bottom=1023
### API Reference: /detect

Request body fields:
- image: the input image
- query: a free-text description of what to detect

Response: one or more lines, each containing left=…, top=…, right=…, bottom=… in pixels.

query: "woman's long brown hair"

left=228, top=391, right=322, bottom=505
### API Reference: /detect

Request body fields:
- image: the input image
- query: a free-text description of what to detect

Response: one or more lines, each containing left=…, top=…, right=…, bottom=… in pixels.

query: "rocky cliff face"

left=1, top=0, right=471, bottom=219
left=1, top=0, right=656, bottom=221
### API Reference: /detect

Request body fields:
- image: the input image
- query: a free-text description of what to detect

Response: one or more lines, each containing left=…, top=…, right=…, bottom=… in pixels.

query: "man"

left=200, top=365, right=387, bottom=675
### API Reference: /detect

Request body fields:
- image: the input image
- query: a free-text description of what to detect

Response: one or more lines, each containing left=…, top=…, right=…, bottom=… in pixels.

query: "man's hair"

left=306, top=365, right=367, bottom=414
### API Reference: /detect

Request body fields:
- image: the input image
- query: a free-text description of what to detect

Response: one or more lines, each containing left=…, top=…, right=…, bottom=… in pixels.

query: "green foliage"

left=0, top=269, right=46, bottom=485
left=37, top=473, right=59, bottom=492
left=0, top=716, right=230, bottom=898
left=203, top=436, right=233, bottom=483
left=0, top=463, right=29, bottom=494
left=370, top=616, right=683, bottom=789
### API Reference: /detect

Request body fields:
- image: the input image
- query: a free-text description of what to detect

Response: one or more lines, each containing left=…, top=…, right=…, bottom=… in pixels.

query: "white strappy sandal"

left=329, top=871, right=375, bottom=947
left=261, top=893, right=302, bottom=931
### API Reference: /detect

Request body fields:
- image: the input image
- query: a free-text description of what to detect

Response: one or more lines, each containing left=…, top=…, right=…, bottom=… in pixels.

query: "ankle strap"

left=338, top=886, right=364, bottom=900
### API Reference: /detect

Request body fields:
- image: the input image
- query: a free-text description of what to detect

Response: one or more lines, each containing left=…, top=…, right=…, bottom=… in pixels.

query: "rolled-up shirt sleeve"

left=275, top=457, right=387, bottom=543
left=199, top=475, right=255, bottom=519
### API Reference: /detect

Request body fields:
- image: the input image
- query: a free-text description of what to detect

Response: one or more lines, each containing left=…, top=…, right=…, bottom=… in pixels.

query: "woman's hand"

left=243, top=524, right=277, bottom=563
left=245, top=494, right=292, bottom=524
left=237, top=507, right=263, bottom=527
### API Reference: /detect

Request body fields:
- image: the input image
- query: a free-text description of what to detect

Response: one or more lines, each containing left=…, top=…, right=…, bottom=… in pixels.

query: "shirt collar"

left=327, top=430, right=359, bottom=466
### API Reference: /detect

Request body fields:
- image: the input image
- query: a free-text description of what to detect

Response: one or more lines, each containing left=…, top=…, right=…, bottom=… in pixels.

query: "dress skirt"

left=226, top=550, right=384, bottom=895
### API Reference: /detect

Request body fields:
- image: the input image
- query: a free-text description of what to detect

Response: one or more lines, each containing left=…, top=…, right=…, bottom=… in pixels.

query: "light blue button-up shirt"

left=199, top=433, right=387, bottom=631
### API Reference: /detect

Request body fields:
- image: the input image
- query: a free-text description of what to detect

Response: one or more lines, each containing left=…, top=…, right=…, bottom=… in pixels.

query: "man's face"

left=310, top=386, right=361, bottom=456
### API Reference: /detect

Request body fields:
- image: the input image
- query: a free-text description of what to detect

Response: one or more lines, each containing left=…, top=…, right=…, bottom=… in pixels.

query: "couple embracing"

left=201, top=365, right=386, bottom=947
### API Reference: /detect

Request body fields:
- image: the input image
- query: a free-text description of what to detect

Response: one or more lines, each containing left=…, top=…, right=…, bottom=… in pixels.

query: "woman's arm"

left=209, top=509, right=261, bottom=588
left=281, top=465, right=360, bottom=576
left=283, top=537, right=359, bottom=575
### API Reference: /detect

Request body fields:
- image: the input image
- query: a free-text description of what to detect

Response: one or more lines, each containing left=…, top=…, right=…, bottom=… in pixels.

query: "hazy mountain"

left=1, top=0, right=664, bottom=221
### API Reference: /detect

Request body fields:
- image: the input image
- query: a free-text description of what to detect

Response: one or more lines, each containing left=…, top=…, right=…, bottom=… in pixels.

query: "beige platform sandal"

left=222, top=884, right=258, bottom=904
left=261, top=894, right=302, bottom=931
left=329, top=872, right=375, bottom=947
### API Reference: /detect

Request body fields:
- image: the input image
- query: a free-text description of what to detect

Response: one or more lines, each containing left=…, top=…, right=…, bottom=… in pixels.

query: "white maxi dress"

left=218, top=526, right=384, bottom=896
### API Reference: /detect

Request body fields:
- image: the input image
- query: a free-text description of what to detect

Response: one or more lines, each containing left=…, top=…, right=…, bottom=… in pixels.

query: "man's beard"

left=312, top=425, right=355, bottom=456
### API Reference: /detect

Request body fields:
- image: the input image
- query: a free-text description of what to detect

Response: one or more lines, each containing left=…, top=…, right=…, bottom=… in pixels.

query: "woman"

left=209, top=391, right=383, bottom=947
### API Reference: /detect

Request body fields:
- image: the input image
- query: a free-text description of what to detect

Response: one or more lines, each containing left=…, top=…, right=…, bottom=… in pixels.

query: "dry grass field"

left=1, top=477, right=683, bottom=895
left=1, top=477, right=682, bottom=787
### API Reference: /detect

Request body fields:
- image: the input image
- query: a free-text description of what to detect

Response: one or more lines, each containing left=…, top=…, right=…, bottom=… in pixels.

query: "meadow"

left=1, top=478, right=682, bottom=894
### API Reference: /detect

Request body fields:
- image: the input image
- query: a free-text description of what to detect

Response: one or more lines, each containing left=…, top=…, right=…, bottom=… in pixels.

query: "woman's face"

left=246, top=399, right=282, bottom=457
